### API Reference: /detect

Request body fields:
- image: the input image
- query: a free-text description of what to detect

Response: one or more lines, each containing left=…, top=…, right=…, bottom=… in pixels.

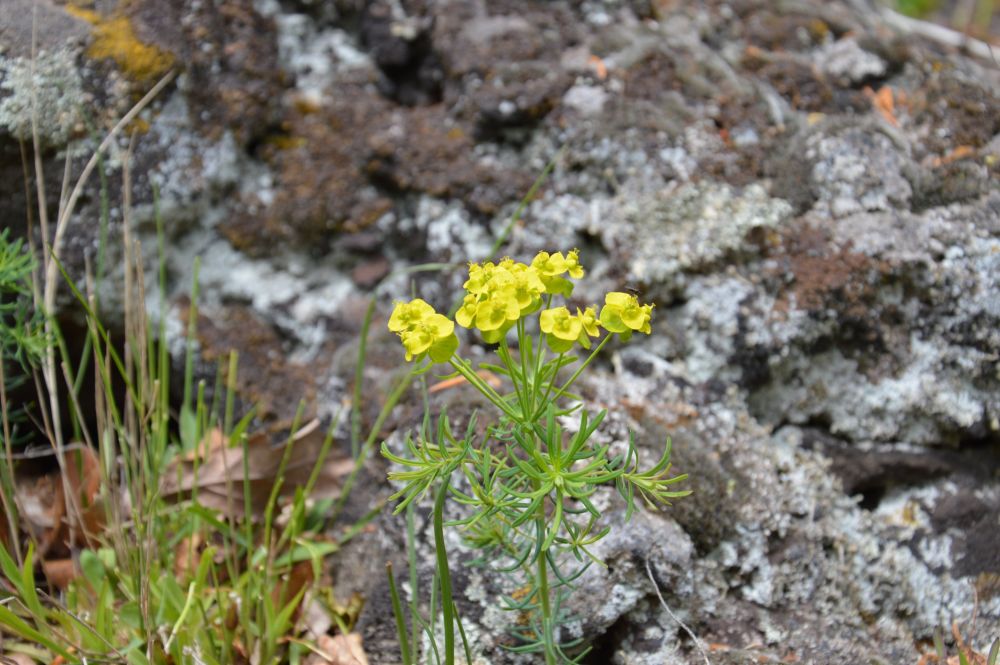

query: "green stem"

left=499, top=341, right=529, bottom=418
left=534, top=352, right=564, bottom=418
left=541, top=334, right=613, bottom=416
left=331, top=366, right=416, bottom=523
left=534, top=486, right=557, bottom=665
left=517, top=318, right=534, bottom=413
left=533, top=296, right=552, bottom=389
left=434, top=481, right=455, bottom=665
left=448, top=357, right=520, bottom=420
left=386, top=562, right=412, bottom=665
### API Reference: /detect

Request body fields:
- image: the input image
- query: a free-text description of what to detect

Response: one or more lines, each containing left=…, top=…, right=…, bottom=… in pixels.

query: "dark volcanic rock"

left=127, top=0, right=286, bottom=145
left=221, top=88, right=394, bottom=255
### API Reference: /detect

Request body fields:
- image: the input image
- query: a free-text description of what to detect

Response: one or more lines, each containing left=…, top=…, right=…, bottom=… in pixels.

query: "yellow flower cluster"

left=387, top=298, right=459, bottom=362
left=598, top=292, right=653, bottom=340
left=387, top=251, right=656, bottom=362
left=539, top=305, right=600, bottom=352
left=455, top=251, right=582, bottom=343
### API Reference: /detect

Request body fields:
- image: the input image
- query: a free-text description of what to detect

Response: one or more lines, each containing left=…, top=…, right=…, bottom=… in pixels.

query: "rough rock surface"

left=3, top=0, right=999, bottom=662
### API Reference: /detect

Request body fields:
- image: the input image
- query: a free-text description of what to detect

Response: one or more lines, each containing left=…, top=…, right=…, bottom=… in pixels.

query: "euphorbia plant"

left=383, top=251, right=689, bottom=664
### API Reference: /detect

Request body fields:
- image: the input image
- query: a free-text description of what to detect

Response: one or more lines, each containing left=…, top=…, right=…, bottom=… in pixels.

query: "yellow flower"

left=530, top=251, right=579, bottom=296
left=455, top=293, right=479, bottom=329
left=599, top=292, right=653, bottom=341
left=531, top=251, right=569, bottom=277
left=476, top=292, right=520, bottom=332
left=388, top=298, right=435, bottom=333
left=456, top=252, right=591, bottom=344
left=565, top=249, right=584, bottom=279
left=540, top=306, right=583, bottom=352
left=578, top=306, right=599, bottom=337
left=509, top=262, right=546, bottom=313
left=456, top=258, right=545, bottom=342
left=389, top=299, right=458, bottom=363
left=576, top=306, right=601, bottom=349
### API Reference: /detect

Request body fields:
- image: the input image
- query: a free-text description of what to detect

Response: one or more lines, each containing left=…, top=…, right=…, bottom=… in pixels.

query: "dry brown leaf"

left=160, top=420, right=353, bottom=518
left=587, top=54, right=608, bottom=80
left=865, top=85, right=898, bottom=126
left=273, top=560, right=314, bottom=617
left=301, top=597, right=333, bottom=638
left=40, top=558, right=79, bottom=590
left=429, top=370, right=502, bottom=394
left=1, top=653, right=38, bottom=665
left=15, top=446, right=104, bottom=556
left=929, top=145, right=976, bottom=168
left=173, top=533, right=204, bottom=580
left=304, top=633, right=369, bottom=665
left=181, top=427, right=228, bottom=463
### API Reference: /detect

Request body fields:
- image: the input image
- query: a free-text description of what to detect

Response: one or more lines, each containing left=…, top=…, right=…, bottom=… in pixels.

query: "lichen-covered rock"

left=366, top=104, right=530, bottom=215
left=125, top=0, right=285, bottom=145
left=220, top=88, right=393, bottom=255
left=607, top=182, right=793, bottom=291
left=3, top=0, right=999, bottom=662
left=807, top=124, right=914, bottom=218
left=0, top=50, right=87, bottom=145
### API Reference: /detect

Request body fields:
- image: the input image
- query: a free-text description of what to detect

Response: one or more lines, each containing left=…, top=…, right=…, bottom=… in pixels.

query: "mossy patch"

left=66, top=6, right=174, bottom=85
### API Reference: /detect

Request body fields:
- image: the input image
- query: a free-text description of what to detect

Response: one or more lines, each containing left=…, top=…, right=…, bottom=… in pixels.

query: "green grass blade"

left=386, top=562, right=413, bottom=665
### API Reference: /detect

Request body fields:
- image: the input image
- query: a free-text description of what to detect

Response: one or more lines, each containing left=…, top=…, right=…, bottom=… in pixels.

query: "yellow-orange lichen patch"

left=65, top=6, right=174, bottom=84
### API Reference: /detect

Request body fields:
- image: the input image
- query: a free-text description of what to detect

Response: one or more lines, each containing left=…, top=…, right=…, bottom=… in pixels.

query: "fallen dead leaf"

left=1, top=653, right=38, bottom=665
left=429, top=370, right=502, bottom=394
left=865, top=85, right=898, bottom=126
left=587, top=54, right=608, bottom=80
left=304, top=633, right=369, bottom=665
left=173, top=532, right=204, bottom=580
left=301, top=597, right=333, bottom=639
left=15, top=445, right=104, bottom=557
left=181, top=427, right=227, bottom=463
left=161, top=420, right=353, bottom=518
left=929, top=145, right=975, bottom=168
left=41, top=558, right=79, bottom=590
left=273, top=560, right=315, bottom=617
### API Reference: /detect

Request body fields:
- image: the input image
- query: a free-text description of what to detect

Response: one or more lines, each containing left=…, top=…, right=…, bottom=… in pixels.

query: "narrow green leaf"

left=0, top=605, right=74, bottom=660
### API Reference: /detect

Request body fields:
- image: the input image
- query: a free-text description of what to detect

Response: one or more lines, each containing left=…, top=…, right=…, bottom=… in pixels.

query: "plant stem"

left=543, top=334, right=612, bottom=413
left=448, top=357, right=520, bottom=420
left=499, top=341, right=529, bottom=418
left=434, top=481, right=455, bottom=665
left=535, top=506, right=557, bottom=665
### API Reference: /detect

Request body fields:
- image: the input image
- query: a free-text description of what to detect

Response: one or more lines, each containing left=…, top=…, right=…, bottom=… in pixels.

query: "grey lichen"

left=0, top=49, right=86, bottom=145
left=613, top=182, right=793, bottom=287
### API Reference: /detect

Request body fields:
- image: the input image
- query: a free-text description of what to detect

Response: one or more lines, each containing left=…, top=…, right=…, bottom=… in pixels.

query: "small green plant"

left=0, top=120, right=402, bottom=662
left=0, top=229, right=48, bottom=373
left=924, top=624, right=1000, bottom=665
left=0, top=229, right=50, bottom=550
left=383, top=251, right=690, bottom=664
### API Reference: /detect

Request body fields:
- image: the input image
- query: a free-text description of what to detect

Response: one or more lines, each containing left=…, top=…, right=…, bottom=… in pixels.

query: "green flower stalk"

left=384, top=251, right=689, bottom=664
